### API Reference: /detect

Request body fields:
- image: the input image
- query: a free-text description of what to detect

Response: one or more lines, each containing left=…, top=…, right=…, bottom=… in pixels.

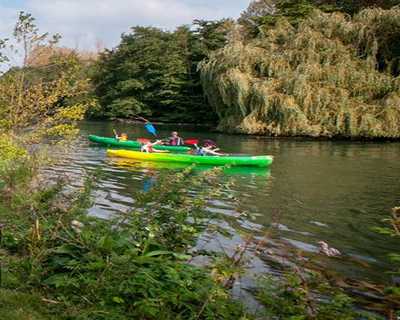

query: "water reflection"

left=107, top=157, right=271, bottom=178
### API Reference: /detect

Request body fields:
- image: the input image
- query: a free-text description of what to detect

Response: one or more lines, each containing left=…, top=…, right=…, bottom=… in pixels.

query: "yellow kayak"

left=107, top=149, right=273, bottom=167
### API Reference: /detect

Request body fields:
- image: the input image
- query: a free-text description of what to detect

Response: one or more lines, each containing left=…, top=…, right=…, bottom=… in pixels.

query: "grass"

left=0, top=164, right=250, bottom=320
left=0, top=289, right=57, bottom=320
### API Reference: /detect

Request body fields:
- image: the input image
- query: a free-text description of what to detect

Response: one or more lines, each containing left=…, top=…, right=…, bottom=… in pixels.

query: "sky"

left=0, top=0, right=250, bottom=52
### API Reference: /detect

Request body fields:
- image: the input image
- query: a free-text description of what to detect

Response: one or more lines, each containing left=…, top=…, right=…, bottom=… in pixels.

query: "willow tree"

left=200, top=7, right=400, bottom=138
left=314, top=0, right=400, bottom=14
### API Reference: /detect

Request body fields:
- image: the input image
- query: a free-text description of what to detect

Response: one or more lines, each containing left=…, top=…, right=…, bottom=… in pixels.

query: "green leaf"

left=173, top=253, right=192, bottom=260
left=97, top=235, right=114, bottom=251
left=112, top=296, right=125, bottom=304
left=371, top=227, right=394, bottom=236
left=43, top=274, right=68, bottom=288
left=52, top=245, right=77, bottom=255
left=388, top=253, right=400, bottom=263
left=144, top=250, right=173, bottom=257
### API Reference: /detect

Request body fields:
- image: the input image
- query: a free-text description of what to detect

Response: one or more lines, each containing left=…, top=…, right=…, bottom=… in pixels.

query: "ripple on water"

left=43, top=122, right=400, bottom=285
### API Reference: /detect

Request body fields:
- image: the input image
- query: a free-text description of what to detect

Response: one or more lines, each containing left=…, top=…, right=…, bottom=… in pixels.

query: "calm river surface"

left=45, top=120, right=400, bottom=285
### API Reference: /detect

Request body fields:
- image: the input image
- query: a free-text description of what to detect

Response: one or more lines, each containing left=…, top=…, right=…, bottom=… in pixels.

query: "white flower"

left=71, top=220, right=84, bottom=233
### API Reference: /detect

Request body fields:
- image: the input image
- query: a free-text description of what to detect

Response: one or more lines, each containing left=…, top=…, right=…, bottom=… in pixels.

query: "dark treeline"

left=90, top=20, right=231, bottom=123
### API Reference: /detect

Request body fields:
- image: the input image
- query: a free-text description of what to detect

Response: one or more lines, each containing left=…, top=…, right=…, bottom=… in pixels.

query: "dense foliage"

left=374, top=207, right=400, bottom=317
left=0, top=12, right=92, bottom=142
left=315, top=0, right=400, bottom=14
left=91, top=22, right=231, bottom=123
left=257, top=273, right=379, bottom=319
left=239, top=1, right=400, bottom=38
left=88, top=1, right=400, bottom=139
left=0, top=166, right=249, bottom=319
left=1, top=7, right=399, bottom=320
left=201, top=6, right=400, bottom=138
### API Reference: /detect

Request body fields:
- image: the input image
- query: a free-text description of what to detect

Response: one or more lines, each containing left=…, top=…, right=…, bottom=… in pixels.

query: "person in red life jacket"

left=141, top=140, right=166, bottom=153
left=169, top=131, right=183, bottom=146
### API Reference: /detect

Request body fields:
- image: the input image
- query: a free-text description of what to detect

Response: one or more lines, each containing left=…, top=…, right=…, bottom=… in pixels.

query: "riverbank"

left=2, top=155, right=392, bottom=319
left=1, top=4, right=398, bottom=318
left=0, top=164, right=249, bottom=319
left=2, top=126, right=399, bottom=319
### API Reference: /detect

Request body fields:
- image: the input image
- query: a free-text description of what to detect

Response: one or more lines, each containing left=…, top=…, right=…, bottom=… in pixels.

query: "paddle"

left=137, top=138, right=151, bottom=144
left=184, top=139, right=199, bottom=146
left=134, top=116, right=157, bottom=137
left=144, top=122, right=157, bottom=136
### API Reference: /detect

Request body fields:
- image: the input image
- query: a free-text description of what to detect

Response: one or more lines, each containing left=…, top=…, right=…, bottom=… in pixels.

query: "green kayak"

left=107, top=149, right=273, bottom=168
left=88, top=135, right=191, bottom=152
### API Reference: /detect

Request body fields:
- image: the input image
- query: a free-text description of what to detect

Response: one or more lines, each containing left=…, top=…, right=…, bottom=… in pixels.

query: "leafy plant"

left=257, top=271, right=380, bottom=319
left=374, top=207, right=400, bottom=318
left=1, top=166, right=250, bottom=320
left=0, top=12, right=93, bottom=143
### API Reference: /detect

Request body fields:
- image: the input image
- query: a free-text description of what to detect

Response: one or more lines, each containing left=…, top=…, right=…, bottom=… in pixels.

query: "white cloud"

left=0, top=0, right=249, bottom=52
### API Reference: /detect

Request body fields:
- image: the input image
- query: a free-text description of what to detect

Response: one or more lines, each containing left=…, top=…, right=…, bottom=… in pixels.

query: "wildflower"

left=71, top=220, right=84, bottom=233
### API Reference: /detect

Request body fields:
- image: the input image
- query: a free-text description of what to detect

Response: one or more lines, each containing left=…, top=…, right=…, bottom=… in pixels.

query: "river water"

left=45, top=120, right=400, bottom=286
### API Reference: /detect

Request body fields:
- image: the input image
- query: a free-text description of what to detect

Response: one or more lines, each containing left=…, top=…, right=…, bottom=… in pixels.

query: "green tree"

left=192, top=19, right=234, bottom=54
left=92, top=26, right=217, bottom=123
left=201, top=7, right=400, bottom=138
left=240, top=0, right=400, bottom=35
left=91, top=19, right=237, bottom=123
left=13, top=11, right=61, bottom=67
left=315, top=0, right=400, bottom=14
left=0, top=12, right=92, bottom=142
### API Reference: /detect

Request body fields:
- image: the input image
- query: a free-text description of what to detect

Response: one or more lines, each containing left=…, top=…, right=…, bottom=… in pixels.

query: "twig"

left=42, top=298, right=60, bottom=304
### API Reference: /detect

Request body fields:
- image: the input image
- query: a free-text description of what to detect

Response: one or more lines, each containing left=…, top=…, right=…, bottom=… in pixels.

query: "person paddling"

left=113, top=129, right=128, bottom=141
left=141, top=140, right=165, bottom=153
left=169, top=131, right=183, bottom=146
left=194, top=141, right=223, bottom=156
left=115, top=133, right=128, bottom=141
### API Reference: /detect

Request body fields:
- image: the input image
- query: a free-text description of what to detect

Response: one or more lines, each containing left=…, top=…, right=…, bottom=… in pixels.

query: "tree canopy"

left=12, top=0, right=396, bottom=139
left=201, top=7, right=400, bottom=138
left=91, top=25, right=227, bottom=123
left=0, top=11, right=92, bottom=142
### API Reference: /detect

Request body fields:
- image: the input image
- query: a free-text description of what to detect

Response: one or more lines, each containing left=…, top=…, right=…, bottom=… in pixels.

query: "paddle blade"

left=184, top=139, right=199, bottom=145
left=145, top=122, right=157, bottom=136
left=137, top=138, right=151, bottom=144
